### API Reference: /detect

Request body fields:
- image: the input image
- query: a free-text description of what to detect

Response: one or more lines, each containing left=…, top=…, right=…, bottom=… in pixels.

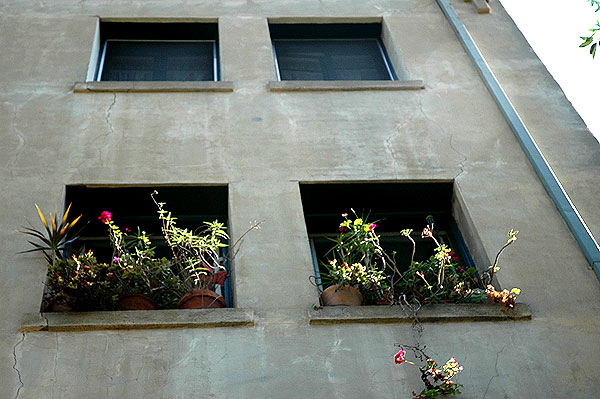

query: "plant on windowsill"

left=99, top=211, right=181, bottom=310
left=16, top=204, right=106, bottom=311
left=152, top=191, right=262, bottom=309
left=317, top=211, right=391, bottom=306
left=391, top=224, right=520, bottom=310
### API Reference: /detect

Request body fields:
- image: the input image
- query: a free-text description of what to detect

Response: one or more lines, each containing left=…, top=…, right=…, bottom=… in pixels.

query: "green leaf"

left=580, top=36, right=594, bottom=47
left=591, top=42, right=597, bottom=58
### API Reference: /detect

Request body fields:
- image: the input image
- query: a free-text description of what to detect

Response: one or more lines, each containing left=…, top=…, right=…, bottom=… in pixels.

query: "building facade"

left=2, top=0, right=600, bottom=397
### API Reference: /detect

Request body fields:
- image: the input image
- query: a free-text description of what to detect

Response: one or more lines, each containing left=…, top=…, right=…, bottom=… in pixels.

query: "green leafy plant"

left=46, top=251, right=118, bottom=311
left=152, top=191, right=230, bottom=295
left=392, top=224, right=520, bottom=311
left=580, top=0, right=600, bottom=58
left=18, top=203, right=84, bottom=265
left=99, top=211, right=181, bottom=308
left=319, top=211, right=391, bottom=303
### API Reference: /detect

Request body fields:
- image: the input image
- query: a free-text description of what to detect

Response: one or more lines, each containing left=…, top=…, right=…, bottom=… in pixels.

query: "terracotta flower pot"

left=117, top=293, right=157, bottom=310
left=178, top=289, right=226, bottom=309
left=320, top=284, right=363, bottom=306
left=46, top=295, right=73, bottom=312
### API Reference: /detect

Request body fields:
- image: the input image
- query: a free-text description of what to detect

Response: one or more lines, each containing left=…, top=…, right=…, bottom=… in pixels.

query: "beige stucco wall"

left=1, top=1, right=599, bottom=398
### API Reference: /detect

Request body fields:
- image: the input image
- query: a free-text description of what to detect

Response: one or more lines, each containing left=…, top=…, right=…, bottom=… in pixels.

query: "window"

left=299, top=182, right=474, bottom=291
left=96, top=22, right=219, bottom=82
left=270, top=23, right=397, bottom=81
left=65, top=185, right=232, bottom=306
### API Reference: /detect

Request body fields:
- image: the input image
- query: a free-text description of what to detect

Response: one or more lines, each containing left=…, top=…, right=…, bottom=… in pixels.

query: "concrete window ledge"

left=268, top=79, right=424, bottom=92
left=20, top=308, right=254, bottom=332
left=308, top=303, right=532, bottom=325
left=73, top=81, right=234, bottom=93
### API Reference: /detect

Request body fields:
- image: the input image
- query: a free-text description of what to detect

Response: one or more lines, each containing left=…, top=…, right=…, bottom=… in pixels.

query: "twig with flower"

left=394, top=346, right=463, bottom=399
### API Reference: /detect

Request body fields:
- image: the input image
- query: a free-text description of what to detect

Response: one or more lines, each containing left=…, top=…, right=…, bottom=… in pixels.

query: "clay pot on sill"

left=45, top=295, right=73, bottom=312
left=178, top=289, right=226, bottom=309
left=117, top=293, right=157, bottom=310
left=320, top=284, right=363, bottom=306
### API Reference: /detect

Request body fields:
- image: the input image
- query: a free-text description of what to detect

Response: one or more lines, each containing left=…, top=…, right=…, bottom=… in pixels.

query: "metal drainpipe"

left=435, top=0, right=600, bottom=279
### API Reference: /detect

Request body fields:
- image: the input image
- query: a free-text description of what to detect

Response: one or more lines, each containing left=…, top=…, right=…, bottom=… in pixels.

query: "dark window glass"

left=270, top=23, right=396, bottom=81
left=100, top=41, right=215, bottom=81
left=274, top=39, right=392, bottom=80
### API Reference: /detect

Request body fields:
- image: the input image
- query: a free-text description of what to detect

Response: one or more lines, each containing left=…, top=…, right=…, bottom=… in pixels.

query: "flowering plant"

left=99, top=211, right=181, bottom=308
left=394, top=348, right=463, bottom=399
left=319, top=211, right=391, bottom=303
left=390, top=223, right=520, bottom=310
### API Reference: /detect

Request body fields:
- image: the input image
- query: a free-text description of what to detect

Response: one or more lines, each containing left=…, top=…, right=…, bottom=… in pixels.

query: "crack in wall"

left=12, top=333, right=25, bottom=399
left=415, top=91, right=468, bottom=179
left=482, top=343, right=508, bottom=399
left=97, top=93, right=117, bottom=164
left=5, top=95, right=32, bottom=176
left=106, top=93, right=116, bottom=137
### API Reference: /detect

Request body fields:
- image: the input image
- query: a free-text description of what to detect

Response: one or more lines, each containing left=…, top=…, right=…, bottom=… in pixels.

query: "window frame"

left=92, top=21, right=221, bottom=83
left=269, top=22, right=399, bottom=82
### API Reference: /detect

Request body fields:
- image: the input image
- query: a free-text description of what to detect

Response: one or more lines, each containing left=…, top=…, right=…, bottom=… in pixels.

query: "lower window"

left=59, top=185, right=232, bottom=309
left=299, top=182, right=475, bottom=294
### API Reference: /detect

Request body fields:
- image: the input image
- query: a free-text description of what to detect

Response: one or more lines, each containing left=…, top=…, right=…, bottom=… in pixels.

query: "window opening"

left=270, top=23, right=397, bottom=81
left=299, top=182, right=475, bottom=293
left=95, top=22, right=219, bottom=82
left=65, top=185, right=232, bottom=306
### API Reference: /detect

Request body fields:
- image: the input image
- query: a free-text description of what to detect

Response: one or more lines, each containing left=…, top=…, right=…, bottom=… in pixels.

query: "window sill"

left=268, top=79, right=424, bottom=92
left=20, top=308, right=254, bottom=332
left=73, top=81, right=234, bottom=93
left=308, top=303, right=532, bottom=325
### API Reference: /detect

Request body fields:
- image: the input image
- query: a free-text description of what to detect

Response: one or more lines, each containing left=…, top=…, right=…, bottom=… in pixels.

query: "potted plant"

left=318, top=211, right=390, bottom=306
left=17, top=204, right=100, bottom=311
left=45, top=250, right=118, bottom=311
left=392, top=224, right=521, bottom=310
left=152, top=192, right=230, bottom=309
left=99, top=211, right=181, bottom=310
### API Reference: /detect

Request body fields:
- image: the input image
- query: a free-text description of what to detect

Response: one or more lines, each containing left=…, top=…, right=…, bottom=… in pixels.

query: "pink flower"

left=421, top=227, right=433, bottom=238
left=112, top=257, right=121, bottom=263
left=98, top=211, right=112, bottom=224
left=394, top=349, right=406, bottom=364
left=369, top=223, right=377, bottom=231
left=125, top=227, right=132, bottom=233
left=341, top=213, right=348, bottom=217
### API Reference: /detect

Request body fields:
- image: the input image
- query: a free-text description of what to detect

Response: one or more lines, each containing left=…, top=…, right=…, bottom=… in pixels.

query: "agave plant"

left=18, top=203, right=84, bottom=265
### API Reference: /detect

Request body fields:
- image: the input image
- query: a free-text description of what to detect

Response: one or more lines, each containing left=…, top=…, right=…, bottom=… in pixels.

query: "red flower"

left=421, top=227, right=433, bottom=238
left=394, top=349, right=406, bottom=364
left=98, top=211, right=112, bottom=224
left=369, top=223, right=377, bottom=231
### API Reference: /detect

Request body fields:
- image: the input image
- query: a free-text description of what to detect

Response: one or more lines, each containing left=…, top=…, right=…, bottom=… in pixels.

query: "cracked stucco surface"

left=1, top=1, right=600, bottom=398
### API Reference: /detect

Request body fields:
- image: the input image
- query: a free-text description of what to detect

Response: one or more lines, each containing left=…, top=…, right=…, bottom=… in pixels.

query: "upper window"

left=269, top=23, right=397, bottom=81
left=96, top=22, right=219, bottom=82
